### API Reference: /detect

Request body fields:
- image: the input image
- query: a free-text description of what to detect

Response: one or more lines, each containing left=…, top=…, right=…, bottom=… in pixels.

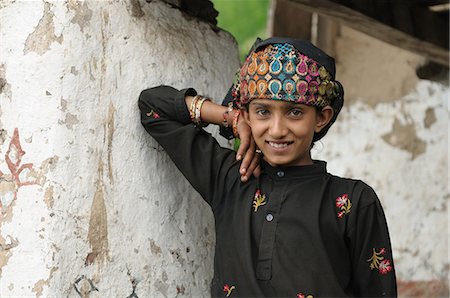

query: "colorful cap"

left=233, top=42, right=341, bottom=109
left=229, top=37, right=344, bottom=141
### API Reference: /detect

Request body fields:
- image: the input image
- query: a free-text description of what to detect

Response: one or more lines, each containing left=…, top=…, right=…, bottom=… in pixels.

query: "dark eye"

left=255, top=108, right=269, bottom=117
left=289, top=108, right=303, bottom=117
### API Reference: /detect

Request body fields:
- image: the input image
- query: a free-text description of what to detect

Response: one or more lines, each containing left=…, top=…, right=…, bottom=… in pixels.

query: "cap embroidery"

left=232, top=43, right=340, bottom=108
left=367, top=248, right=393, bottom=275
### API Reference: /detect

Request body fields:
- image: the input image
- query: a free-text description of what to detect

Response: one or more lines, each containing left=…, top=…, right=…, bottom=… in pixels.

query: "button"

left=277, top=171, right=284, bottom=177
left=266, top=213, right=274, bottom=222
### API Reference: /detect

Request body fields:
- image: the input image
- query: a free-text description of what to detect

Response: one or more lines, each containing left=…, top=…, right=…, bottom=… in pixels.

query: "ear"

left=241, top=109, right=251, bottom=125
left=315, top=106, right=334, bottom=133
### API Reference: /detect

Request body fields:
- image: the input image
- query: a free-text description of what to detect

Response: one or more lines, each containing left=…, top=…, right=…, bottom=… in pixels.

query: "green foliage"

left=212, top=0, right=269, bottom=61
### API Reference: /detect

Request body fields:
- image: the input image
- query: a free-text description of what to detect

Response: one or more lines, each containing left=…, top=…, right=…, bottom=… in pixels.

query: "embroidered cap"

left=231, top=37, right=345, bottom=141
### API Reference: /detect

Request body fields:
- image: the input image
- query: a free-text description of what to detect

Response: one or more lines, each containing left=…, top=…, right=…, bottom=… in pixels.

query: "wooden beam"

left=289, top=0, right=449, bottom=66
left=269, top=0, right=312, bottom=40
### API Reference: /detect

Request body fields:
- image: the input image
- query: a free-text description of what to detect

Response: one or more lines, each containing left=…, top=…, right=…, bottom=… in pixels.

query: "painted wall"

left=313, top=26, right=449, bottom=296
left=0, top=0, right=238, bottom=296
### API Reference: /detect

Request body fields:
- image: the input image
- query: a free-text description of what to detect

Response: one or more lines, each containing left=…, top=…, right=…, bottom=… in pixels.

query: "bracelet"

left=194, top=97, right=210, bottom=127
left=221, top=103, right=234, bottom=128
left=232, top=109, right=240, bottom=139
left=189, top=95, right=201, bottom=122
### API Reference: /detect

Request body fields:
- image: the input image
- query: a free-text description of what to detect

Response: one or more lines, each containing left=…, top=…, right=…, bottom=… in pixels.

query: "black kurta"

left=138, top=85, right=397, bottom=297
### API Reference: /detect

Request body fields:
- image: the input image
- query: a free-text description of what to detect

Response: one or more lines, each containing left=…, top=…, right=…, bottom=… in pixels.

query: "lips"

left=267, top=141, right=293, bottom=149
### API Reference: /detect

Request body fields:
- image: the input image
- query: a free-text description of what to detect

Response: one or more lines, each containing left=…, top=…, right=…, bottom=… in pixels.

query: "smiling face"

left=242, top=99, right=333, bottom=167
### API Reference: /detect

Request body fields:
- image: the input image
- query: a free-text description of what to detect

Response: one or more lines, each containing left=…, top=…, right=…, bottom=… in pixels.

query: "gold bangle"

left=195, top=97, right=211, bottom=127
left=189, top=95, right=201, bottom=122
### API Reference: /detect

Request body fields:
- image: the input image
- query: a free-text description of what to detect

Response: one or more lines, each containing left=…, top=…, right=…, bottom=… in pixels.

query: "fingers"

left=243, top=152, right=260, bottom=181
left=236, top=117, right=251, bottom=161
left=239, top=140, right=255, bottom=181
left=236, top=136, right=249, bottom=161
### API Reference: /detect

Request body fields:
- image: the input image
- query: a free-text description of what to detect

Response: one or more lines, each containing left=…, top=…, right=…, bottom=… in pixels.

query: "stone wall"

left=0, top=0, right=238, bottom=296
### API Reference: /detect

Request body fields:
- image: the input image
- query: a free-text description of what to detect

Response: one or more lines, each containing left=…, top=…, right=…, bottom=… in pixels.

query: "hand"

left=236, top=118, right=261, bottom=182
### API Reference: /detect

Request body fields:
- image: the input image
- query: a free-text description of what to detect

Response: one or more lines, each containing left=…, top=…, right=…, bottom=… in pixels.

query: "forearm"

left=185, top=95, right=238, bottom=128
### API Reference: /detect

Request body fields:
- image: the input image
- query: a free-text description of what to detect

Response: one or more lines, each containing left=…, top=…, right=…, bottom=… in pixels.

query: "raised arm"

left=139, top=85, right=261, bottom=209
left=184, top=95, right=261, bottom=182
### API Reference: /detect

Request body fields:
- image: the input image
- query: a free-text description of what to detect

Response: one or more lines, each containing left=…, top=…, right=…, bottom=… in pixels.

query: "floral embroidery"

left=223, top=284, right=235, bottom=297
left=297, top=292, right=314, bottom=298
left=146, top=110, right=160, bottom=119
left=252, top=189, right=266, bottom=212
left=367, top=248, right=393, bottom=275
left=335, top=194, right=351, bottom=218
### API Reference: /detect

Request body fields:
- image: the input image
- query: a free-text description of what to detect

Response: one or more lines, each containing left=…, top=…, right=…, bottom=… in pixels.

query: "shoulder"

left=327, top=174, right=380, bottom=210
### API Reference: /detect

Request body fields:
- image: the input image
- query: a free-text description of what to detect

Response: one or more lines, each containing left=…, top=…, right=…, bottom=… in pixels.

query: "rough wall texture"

left=312, top=26, right=449, bottom=297
left=0, top=0, right=238, bottom=296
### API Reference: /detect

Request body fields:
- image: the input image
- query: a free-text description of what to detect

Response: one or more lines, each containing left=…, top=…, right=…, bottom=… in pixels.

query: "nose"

left=268, top=115, right=288, bottom=139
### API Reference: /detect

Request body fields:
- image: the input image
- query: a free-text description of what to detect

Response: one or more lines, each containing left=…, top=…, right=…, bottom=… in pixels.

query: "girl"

left=138, top=37, right=397, bottom=297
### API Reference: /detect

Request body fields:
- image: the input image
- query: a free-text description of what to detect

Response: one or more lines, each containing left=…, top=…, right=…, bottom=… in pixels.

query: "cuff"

left=175, top=88, right=197, bottom=124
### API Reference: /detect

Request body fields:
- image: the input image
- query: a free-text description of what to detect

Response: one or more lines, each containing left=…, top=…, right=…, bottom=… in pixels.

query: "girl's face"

left=242, top=99, right=333, bottom=167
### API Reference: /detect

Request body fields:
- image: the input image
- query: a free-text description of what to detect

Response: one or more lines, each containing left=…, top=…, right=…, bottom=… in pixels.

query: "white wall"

left=313, top=26, right=449, bottom=292
left=0, top=0, right=239, bottom=296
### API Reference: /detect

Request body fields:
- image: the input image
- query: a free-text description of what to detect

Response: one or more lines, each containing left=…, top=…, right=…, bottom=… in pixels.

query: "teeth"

left=269, top=142, right=289, bottom=148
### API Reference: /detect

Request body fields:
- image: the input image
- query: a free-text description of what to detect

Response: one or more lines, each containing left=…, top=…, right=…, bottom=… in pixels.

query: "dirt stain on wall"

left=32, top=266, right=58, bottom=297
left=382, top=118, right=426, bottom=159
left=44, top=185, right=54, bottom=209
left=0, top=235, right=19, bottom=279
left=86, top=162, right=109, bottom=265
left=105, top=102, right=115, bottom=183
left=68, top=0, right=93, bottom=32
left=0, top=64, right=11, bottom=101
left=130, top=0, right=145, bottom=18
left=424, top=107, right=437, bottom=129
left=24, top=2, right=63, bottom=55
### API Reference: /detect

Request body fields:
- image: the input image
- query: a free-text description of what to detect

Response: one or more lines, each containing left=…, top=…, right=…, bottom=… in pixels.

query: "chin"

left=264, top=157, right=292, bottom=167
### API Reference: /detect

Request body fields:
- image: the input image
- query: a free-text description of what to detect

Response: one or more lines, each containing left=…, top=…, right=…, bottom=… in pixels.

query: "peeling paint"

left=424, top=107, right=437, bottom=129
left=0, top=64, right=12, bottom=100
left=23, top=2, right=63, bottom=55
left=68, top=1, right=93, bottom=32
left=105, top=102, right=115, bottom=183
left=130, top=0, right=145, bottom=18
left=150, top=239, right=161, bottom=255
left=0, top=130, right=6, bottom=146
left=0, top=0, right=16, bottom=10
left=70, top=66, right=79, bottom=75
left=32, top=266, right=58, bottom=297
left=36, top=156, right=59, bottom=186
left=87, top=162, right=109, bottom=265
left=63, top=112, right=79, bottom=130
left=382, top=118, right=426, bottom=159
left=44, top=186, right=54, bottom=209
left=0, top=235, right=19, bottom=279
left=59, top=98, right=68, bottom=112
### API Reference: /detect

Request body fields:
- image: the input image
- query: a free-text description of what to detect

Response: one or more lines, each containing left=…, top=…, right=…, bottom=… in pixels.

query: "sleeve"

left=218, top=84, right=235, bottom=140
left=138, top=85, right=237, bottom=209
left=346, top=183, right=397, bottom=297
